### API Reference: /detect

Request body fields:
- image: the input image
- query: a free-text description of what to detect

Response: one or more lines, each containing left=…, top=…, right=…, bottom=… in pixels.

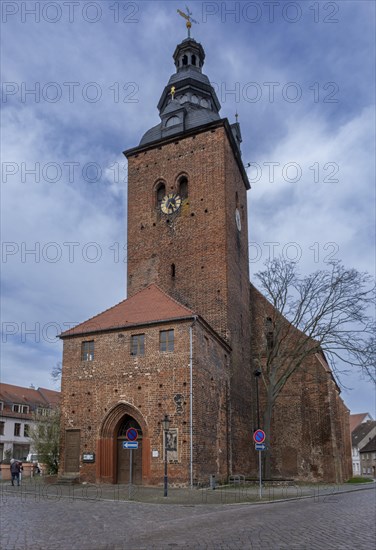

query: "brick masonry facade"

left=60, top=319, right=230, bottom=485
left=126, top=122, right=253, bottom=476
left=249, top=284, right=352, bottom=482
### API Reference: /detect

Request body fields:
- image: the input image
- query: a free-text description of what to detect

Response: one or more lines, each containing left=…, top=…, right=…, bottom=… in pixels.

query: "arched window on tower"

left=178, top=176, right=188, bottom=200
left=191, top=54, right=196, bottom=66
left=182, top=54, right=188, bottom=66
left=156, top=182, right=166, bottom=209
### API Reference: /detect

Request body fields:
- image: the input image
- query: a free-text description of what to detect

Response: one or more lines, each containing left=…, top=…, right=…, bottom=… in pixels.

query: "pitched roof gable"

left=349, top=413, right=373, bottom=433
left=359, top=435, right=376, bottom=453
left=0, top=383, right=60, bottom=407
left=351, top=421, right=376, bottom=446
left=60, top=284, right=195, bottom=338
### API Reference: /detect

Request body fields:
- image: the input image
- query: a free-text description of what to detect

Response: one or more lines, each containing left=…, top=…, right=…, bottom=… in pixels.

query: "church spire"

left=139, top=33, right=221, bottom=146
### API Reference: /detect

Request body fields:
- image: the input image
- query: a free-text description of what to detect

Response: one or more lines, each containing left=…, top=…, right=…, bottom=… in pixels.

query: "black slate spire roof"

left=139, top=37, right=222, bottom=146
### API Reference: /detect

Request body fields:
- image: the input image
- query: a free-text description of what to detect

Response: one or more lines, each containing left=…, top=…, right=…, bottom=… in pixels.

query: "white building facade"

left=0, top=384, right=60, bottom=461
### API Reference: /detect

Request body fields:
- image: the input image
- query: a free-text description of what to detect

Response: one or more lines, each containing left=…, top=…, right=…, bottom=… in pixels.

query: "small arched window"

left=191, top=54, right=196, bottom=66
left=166, top=115, right=180, bottom=128
left=182, top=55, right=188, bottom=66
left=178, top=176, right=188, bottom=200
left=156, top=182, right=165, bottom=208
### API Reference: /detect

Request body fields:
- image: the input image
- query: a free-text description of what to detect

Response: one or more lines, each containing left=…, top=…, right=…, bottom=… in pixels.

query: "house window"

left=13, top=444, right=29, bottom=461
left=14, top=423, right=21, bottom=437
left=160, top=329, right=174, bottom=352
left=131, top=334, right=145, bottom=356
left=24, top=424, right=30, bottom=437
left=0, top=422, right=4, bottom=436
left=81, top=341, right=94, bottom=361
left=12, top=404, right=29, bottom=414
left=37, top=407, right=50, bottom=416
left=0, top=401, right=3, bottom=411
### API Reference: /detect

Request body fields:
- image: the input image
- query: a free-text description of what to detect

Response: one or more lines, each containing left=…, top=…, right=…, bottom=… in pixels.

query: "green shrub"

left=346, top=476, right=373, bottom=483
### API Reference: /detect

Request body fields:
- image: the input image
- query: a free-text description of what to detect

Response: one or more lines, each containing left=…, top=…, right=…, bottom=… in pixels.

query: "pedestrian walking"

left=10, top=459, right=23, bottom=486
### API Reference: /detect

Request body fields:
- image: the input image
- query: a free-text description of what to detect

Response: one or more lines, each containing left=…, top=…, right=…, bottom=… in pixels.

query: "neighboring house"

left=351, top=420, right=376, bottom=476
left=359, top=436, right=376, bottom=478
left=350, top=413, right=373, bottom=434
left=0, top=383, right=60, bottom=461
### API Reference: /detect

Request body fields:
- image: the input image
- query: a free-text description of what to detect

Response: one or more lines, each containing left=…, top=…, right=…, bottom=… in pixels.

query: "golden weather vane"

left=177, top=6, right=199, bottom=38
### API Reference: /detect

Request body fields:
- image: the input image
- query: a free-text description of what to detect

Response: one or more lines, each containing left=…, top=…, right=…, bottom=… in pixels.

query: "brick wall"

left=249, top=283, right=351, bottom=482
left=59, top=319, right=230, bottom=485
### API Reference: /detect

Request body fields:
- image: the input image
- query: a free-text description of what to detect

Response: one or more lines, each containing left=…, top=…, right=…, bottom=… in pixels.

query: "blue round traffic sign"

left=253, top=429, right=266, bottom=444
left=126, top=427, right=138, bottom=441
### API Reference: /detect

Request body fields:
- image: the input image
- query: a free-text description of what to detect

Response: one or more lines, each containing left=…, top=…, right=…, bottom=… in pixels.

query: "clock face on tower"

left=161, top=193, right=182, bottom=215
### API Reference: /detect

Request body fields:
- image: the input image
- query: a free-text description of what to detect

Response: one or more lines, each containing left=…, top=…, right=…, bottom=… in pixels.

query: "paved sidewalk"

left=0, top=483, right=375, bottom=549
left=1, top=477, right=374, bottom=505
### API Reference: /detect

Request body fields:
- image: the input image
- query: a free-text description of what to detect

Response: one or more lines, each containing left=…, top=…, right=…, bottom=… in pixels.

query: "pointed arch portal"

left=97, top=402, right=150, bottom=484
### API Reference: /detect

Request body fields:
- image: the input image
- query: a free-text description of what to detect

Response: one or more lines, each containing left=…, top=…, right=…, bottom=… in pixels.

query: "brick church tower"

left=59, top=31, right=254, bottom=485
left=124, top=35, right=253, bottom=472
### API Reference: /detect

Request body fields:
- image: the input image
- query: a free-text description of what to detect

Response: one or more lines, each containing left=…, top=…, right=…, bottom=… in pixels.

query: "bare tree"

left=51, top=361, right=62, bottom=387
left=252, top=258, right=375, bottom=477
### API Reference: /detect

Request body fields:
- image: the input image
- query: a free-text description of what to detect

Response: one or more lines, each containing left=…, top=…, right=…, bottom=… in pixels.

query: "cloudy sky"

left=1, top=1, right=375, bottom=415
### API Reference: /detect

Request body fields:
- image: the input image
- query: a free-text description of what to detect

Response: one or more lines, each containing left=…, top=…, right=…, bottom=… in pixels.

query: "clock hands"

left=161, top=193, right=182, bottom=215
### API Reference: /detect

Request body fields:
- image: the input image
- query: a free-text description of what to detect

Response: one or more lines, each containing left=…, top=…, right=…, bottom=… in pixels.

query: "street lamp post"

left=254, top=369, right=261, bottom=429
left=254, top=368, right=262, bottom=499
left=162, top=414, right=170, bottom=497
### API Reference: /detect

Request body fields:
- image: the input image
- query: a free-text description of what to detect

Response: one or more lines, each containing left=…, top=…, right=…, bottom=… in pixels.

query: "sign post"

left=124, top=428, right=139, bottom=500
left=253, top=429, right=266, bottom=499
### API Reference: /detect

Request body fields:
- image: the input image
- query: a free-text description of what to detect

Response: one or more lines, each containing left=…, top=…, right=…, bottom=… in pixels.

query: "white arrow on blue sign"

left=122, top=441, right=139, bottom=449
left=255, top=443, right=266, bottom=451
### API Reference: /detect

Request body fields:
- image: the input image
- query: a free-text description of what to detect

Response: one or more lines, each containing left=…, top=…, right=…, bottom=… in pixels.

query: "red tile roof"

left=0, top=383, right=60, bottom=408
left=60, top=284, right=195, bottom=338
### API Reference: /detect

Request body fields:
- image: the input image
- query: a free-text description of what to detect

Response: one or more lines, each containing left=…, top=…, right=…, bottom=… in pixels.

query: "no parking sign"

left=253, top=429, right=266, bottom=444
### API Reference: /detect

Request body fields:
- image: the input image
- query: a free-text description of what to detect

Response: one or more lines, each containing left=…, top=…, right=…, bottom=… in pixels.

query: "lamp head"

left=162, top=414, right=170, bottom=431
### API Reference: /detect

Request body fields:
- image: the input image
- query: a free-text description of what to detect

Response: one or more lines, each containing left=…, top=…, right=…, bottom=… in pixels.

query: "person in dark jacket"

left=10, top=459, right=22, bottom=486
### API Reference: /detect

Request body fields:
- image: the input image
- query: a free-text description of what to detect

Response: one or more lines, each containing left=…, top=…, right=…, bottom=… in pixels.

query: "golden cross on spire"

left=177, top=6, right=198, bottom=38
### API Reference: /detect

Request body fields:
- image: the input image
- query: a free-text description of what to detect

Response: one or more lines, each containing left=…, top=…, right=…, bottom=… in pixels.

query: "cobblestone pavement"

left=0, top=484, right=374, bottom=549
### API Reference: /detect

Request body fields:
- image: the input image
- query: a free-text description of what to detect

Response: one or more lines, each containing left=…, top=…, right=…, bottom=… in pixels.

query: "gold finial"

left=177, top=7, right=198, bottom=38
left=170, top=86, right=176, bottom=100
